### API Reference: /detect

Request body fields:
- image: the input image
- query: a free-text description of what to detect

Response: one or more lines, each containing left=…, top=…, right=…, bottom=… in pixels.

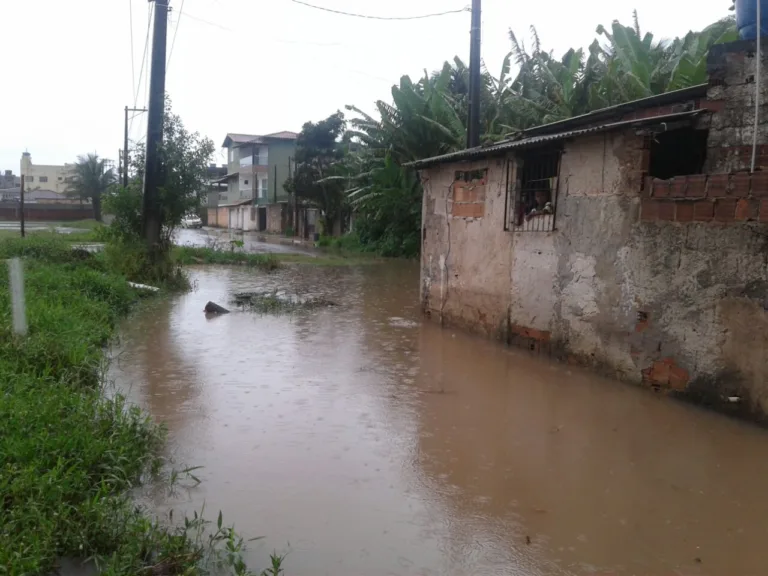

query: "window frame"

left=505, top=147, right=562, bottom=233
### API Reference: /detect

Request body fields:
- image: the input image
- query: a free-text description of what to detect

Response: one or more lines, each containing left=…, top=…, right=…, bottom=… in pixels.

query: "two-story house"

left=213, top=131, right=297, bottom=232
left=20, top=152, right=75, bottom=195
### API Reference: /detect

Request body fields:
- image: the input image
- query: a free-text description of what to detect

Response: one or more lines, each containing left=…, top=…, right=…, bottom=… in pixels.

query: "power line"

left=167, top=0, right=185, bottom=71
left=289, top=0, right=470, bottom=20
left=129, top=0, right=136, bottom=101
left=182, top=11, right=232, bottom=31
left=133, top=4, right=153, bottom=108
left=131, top=3, right=153, bottom=136
left=181, top=11, right=342, bottom=45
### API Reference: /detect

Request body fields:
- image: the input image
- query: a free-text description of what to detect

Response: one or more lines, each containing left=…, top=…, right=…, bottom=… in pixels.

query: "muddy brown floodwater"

left=110, top=262, right=768, bottom=576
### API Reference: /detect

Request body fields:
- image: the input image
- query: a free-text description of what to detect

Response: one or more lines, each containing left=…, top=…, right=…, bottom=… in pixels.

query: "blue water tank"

left=736, top=0, right=768, bottom=39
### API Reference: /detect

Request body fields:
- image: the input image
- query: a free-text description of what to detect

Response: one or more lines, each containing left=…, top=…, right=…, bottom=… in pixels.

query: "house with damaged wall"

left=410, top=39, right=768, bottom=421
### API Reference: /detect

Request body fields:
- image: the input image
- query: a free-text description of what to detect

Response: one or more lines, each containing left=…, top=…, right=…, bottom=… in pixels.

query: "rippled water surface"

left=110, top=261, right=768, bottom=576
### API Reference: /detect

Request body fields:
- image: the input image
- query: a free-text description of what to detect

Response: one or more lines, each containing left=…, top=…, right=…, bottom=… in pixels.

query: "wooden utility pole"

left=466, top=0, right=482, bottom=149
left=124, top=106, right=129, bottom=188
left=142, top=0, right=170, bottom=248
left=19, top=175, right=25, bottom=238
left=289, top=156, right=296, bottom=234
left=252, top=144, right=257, bottom=204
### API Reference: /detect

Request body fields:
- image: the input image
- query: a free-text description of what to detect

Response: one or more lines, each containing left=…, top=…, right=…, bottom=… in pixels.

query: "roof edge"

left=405, top=110, right=705, bottom=169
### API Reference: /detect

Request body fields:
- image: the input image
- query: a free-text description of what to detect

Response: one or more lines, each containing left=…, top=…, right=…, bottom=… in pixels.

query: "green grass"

left=60, top=218, right=103, bottom=230
left=0, top=219, right=104, bottom=243
left=0, top=235, right=276, bottom=574
left=174, top=246, right=280, bottom=270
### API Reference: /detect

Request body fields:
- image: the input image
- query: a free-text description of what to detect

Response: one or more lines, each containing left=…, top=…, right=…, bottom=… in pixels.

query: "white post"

left=752, top=0, right=762, bottom=173
left=8, top=258, right=27, bottom=336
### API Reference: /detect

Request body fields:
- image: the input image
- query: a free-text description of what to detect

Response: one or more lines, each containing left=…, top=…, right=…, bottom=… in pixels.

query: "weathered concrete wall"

left=421, top=158, right=513, bottom=338
left=420, top=40, right=768, bottom=420
left=421, top=129, right=768, bottom=421
left=549, top=131, right=642, bottom=379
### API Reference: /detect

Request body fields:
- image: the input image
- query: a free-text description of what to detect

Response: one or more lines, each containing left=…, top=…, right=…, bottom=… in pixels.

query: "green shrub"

left=0, top=238, right=265, bottom=574
left=173, top=246, right=279, bottom=270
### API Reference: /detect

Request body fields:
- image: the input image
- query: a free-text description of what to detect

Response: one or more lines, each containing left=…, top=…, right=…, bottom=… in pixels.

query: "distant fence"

left=0, top=204, right=93, bottom=221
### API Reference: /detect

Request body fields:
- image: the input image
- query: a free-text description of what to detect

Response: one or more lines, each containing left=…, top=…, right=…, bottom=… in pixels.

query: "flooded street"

left=174, top=227, right=315, bottom=254
left=110, top=262, right=768, bottom=576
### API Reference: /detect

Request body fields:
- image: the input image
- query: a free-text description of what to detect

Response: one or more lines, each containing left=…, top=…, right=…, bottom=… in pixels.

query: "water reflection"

left=110, top=263, right=768, bottom=576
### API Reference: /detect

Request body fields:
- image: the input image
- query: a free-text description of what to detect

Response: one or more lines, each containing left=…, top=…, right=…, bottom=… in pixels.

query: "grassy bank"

left=0, top=219, right=104, bottom=244
left=174, top=245, right=379, bottom=268
left=174, top=245, right=280, bottom=269
left=0, top=236, right=262, bottom=574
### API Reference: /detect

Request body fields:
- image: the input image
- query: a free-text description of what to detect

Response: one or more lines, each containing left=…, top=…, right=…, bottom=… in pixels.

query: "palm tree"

left=66, top=153, right=115, bottom=222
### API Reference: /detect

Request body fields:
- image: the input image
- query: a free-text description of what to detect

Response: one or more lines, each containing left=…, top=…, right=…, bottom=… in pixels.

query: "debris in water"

left=526, top=535, right=531, bottom=545
left=128, top=281, right=160, bottom=292
left=232, top=290, right=336, bottom=314
left=204, top=301, right=230, bottom=314
left=728, top=396, right=741, bottom=403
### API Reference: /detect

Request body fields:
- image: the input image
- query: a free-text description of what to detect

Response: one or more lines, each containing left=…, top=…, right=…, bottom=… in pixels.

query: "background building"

left=20, top=152, right=74, bottom=195
left=0, top=170, right=20, bottom=189
left=211, top=131, right=297, bottom=232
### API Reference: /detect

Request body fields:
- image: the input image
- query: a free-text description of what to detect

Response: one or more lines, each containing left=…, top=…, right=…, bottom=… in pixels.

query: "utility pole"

left=124, top=106, right=129, bottom=188
left=19, top=175, right=25, bottom=238
left=142, top=0, right=170, bottom=249
left=123, top=107, right=148, bottom=188
left=252, top=144, right=257, bottom=205
left=466, top=0, right=482, bottom=149
left=289, top=156, right=296, bottom=234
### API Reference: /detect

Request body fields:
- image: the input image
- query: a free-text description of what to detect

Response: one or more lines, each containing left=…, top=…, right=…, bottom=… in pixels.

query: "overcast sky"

left=0, top=0, right=730, bottom=172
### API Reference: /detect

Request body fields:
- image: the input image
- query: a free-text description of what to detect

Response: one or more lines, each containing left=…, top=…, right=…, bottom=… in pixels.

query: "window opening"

left=454, top=169, right=486, bottom=182
left=510, top=148, right=561, bottom=232
left=648, top=127, right=708, bottom=180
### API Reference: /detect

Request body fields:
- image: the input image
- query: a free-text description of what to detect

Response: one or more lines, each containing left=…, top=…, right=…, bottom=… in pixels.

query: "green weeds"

left=174, top=245, right=280, bottom=270
left=0, top=235, right=276, bottom=574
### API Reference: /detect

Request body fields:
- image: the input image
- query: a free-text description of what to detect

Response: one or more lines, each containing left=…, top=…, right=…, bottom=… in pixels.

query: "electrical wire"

left=181, top=11, right=342, bottom=45
left=129, top=0, right=136, bottom=102
left=132, top=3, right=153, bottom=124
left=289, top=0, right=469, bottom=20
left=182, top=11, right=232, bottom=31
left=167, top=0, right=185, bottom=71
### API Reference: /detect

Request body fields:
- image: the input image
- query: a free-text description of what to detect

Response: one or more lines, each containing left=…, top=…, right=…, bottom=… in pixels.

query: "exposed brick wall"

left=705, top=39, right=768, bottom=173
left=642, top=358, right=690, bottom=391
left=451, top=180, right=486, bottom=219
left=641, top=173, right=768, bottom=223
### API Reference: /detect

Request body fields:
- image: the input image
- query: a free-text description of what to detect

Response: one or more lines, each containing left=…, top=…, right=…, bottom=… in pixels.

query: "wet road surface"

left=109, top=263, right=768, bottom=576
left=175, top=227, right=313, bottom=254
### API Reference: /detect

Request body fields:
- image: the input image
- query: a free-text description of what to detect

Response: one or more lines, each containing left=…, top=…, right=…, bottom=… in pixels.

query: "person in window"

left=525, top=187, right=553, bottom=221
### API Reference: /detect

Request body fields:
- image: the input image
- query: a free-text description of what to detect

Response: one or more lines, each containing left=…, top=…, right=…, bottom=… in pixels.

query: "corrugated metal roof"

left=223, top=131, right=299, bottom=148
left=222, top=133, right=261, bottom=147
left=264, top=131, right=298, bottom=140
left=219, top=198, right=255, bottom=208
left=405, top=110, right=705, bottom=169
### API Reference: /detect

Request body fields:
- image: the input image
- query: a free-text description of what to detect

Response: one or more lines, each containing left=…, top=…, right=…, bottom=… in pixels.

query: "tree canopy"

left=65, top=153, right=116, bottom=222
left=294, top=12, right=736, bottom=257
